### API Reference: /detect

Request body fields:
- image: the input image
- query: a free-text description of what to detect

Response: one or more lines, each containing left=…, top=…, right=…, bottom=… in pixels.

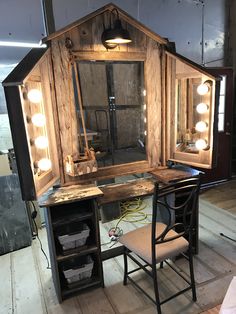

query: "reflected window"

left=218, top=75, right=226, bottom=132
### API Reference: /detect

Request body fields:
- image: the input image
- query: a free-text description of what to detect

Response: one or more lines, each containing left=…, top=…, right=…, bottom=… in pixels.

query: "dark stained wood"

left=64, top=161, right=156, bottom=185
left=101, top=246, right=125, bottom=261
left=43, top=197, right=104, bottom=302
left=2, top=48, right=47, bottom=86
left=98, top=177, right=155, bottom=205
left=3, top=85, right=36, bottom=200
left=150, top=166, right=202, bottom=184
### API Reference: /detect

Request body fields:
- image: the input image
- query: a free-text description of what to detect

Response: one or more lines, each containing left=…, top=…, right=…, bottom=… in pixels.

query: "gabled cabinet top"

left=2, top=3, right=219, bottom=200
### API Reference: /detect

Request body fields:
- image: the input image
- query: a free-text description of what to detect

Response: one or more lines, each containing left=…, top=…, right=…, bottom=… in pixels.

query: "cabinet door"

left=165, top=51, right=220, bottom=169
left=3, top=49, right=60, bottom=200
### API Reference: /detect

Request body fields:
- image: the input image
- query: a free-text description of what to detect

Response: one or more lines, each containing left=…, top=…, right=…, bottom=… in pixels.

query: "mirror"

left=74, top=60, right=146, bottom=167
left=175, top=59, right=213, bottom=154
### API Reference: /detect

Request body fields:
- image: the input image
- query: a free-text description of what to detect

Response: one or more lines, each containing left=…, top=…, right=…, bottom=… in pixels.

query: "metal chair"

left=119, top=177, right=201, bottom=314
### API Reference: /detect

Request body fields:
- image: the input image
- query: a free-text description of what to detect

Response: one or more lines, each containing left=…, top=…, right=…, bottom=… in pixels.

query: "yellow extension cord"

left=104, top=198, right=151, bottom=247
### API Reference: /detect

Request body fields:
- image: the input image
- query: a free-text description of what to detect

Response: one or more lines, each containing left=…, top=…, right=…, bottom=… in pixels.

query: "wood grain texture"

left=98, top=178, right=155, bottom=205
left=39, top=185, right=103, bottom=207
left=44, top=3, right=167, bottom=45
left=64, top=160, right=154, bottom=184
left=200, top=305, right=221, bottom=313
left=146, top=39, right=162, bottom=167
left=51, top=35, right=79, bottom=183
left=150, top=167, right=201, bottom=184
left=73, top=51, right=146, bottom=61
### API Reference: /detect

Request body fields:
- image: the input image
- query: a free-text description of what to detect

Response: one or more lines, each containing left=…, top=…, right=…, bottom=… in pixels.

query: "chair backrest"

left=152, top=176, right=201, bottom=247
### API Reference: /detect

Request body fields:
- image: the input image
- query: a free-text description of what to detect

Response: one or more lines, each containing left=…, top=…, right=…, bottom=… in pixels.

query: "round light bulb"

left=31, top=113, right=46, bottom=127
left=27, top=89, right=42, bottom=103
left=35, top=136, right=49, bottom=149
left=196, top=103, right=208, bottom=114
left=197, top=83, right=209, bottom=95
left=195, top=121, right=207, bottom=132
left=38, top=158, right=52, bottom=171
left=195, top=139, right=208, bottom=150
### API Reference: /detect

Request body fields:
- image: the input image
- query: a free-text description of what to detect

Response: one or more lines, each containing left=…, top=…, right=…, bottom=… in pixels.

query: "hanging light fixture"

left=101, top=8, right=132, bottom=49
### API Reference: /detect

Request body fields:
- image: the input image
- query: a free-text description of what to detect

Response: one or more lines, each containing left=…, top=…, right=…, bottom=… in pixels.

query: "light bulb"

left=195, top=139, right=208, bottom=150
left=195, top=121, right=207, bottom=132
left=144, top=117, right=147, bottom=123
left=197, top=83, right=209, bottom=95
left=143, top=104, right=146, bottom=110
left=27, top=89, right=42, bottom=103
left=38, top=158, right=52, bottom=171
left=196, top=103, right=208, bottom=114
left=35, top=136, right=48, bottom=149
left=144, top=130, right=147, bottom=136
left=31, top=113, right=46, bottom=127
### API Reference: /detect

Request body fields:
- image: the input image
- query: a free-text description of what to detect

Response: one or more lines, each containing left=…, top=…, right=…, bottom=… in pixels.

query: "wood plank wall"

left=50, top=11, right=164, bottom=183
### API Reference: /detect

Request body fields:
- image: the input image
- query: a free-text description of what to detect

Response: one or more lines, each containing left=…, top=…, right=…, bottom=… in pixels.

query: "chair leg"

left=160, top=261, right=164, bottom=269
left=152, top=264, right=162, bottom=314
left=188, top=250, right=197, bottom=301
left=123, top=249, right=128, bottom=286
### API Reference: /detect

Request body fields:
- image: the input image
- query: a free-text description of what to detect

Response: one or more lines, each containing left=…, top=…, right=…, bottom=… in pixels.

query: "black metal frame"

left=122, top=177, right=201, bottom=314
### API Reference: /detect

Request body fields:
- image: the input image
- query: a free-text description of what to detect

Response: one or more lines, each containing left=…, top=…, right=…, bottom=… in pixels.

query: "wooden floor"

left=1, top=181, right=236, bottom=314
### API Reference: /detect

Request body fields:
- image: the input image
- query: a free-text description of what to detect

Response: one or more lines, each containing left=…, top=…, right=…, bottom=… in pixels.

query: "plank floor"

left=1, top=182, right=236, bottom=314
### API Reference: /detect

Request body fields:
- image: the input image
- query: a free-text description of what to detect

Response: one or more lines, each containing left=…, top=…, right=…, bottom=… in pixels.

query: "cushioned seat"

left=119, top=222, right=189, bottom=264
left=119, top=177, right=201, bottom=314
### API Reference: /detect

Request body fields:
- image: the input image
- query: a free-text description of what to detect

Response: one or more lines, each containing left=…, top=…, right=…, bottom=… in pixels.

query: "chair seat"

left=119, top=222, right=189, bottom=264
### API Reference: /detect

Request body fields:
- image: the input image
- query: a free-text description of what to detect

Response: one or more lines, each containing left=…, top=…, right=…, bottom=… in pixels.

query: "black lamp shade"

left=101, top=18, right=132, bottom=48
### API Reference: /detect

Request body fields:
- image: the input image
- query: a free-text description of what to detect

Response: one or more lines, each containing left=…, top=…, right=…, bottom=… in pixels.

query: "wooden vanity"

left=39, top=166, right=201, bottom=302
left=3, top=2, right=218, bottom=303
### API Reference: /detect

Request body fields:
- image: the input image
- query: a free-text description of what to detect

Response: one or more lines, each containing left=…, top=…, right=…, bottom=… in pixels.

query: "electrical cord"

left=31, top=201, right=51, bottom=269
left=102, top=198, right=150, bottom=248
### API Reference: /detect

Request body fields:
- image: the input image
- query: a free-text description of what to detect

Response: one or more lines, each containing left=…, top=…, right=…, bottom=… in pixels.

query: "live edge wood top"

left=39, top=166, right=202, bottom=207
left=39, top=184, right=103, bottom=207
left=98, top=177, right=156, bottom=205
left=150, top=166, right=202, bottom=184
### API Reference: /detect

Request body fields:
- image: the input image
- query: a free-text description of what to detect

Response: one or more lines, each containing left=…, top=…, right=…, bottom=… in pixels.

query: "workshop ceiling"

left=0, top=0, right=45, bottom=65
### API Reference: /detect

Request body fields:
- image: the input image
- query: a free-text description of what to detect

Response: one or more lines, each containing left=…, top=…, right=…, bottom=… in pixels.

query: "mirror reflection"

left=75, top=61, right=146, bottom=167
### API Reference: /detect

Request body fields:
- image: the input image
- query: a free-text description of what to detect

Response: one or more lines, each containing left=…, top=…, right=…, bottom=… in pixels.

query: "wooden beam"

left=73, top=51, right=146, bottom=61
left=63, top=161, right=156, bottom=185
left=166, top=51, right=218, bottom=80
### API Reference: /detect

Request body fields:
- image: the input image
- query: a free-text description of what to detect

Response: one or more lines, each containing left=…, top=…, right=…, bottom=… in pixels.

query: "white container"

left=58, top=223, right=90, bottom=251
left=63, top=256, right=94, bottom=284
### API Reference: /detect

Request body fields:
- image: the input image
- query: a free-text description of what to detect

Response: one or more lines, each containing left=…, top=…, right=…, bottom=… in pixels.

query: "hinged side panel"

left=165, top=51, right=218, bottom=169
left=3, top=49, right=60, bottom=200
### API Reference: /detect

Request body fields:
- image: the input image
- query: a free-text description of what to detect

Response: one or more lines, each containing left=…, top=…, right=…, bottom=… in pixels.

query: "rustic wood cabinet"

left=41, top=187, right=104, bottom=302
left=2, top=3, right=220, bottom=201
